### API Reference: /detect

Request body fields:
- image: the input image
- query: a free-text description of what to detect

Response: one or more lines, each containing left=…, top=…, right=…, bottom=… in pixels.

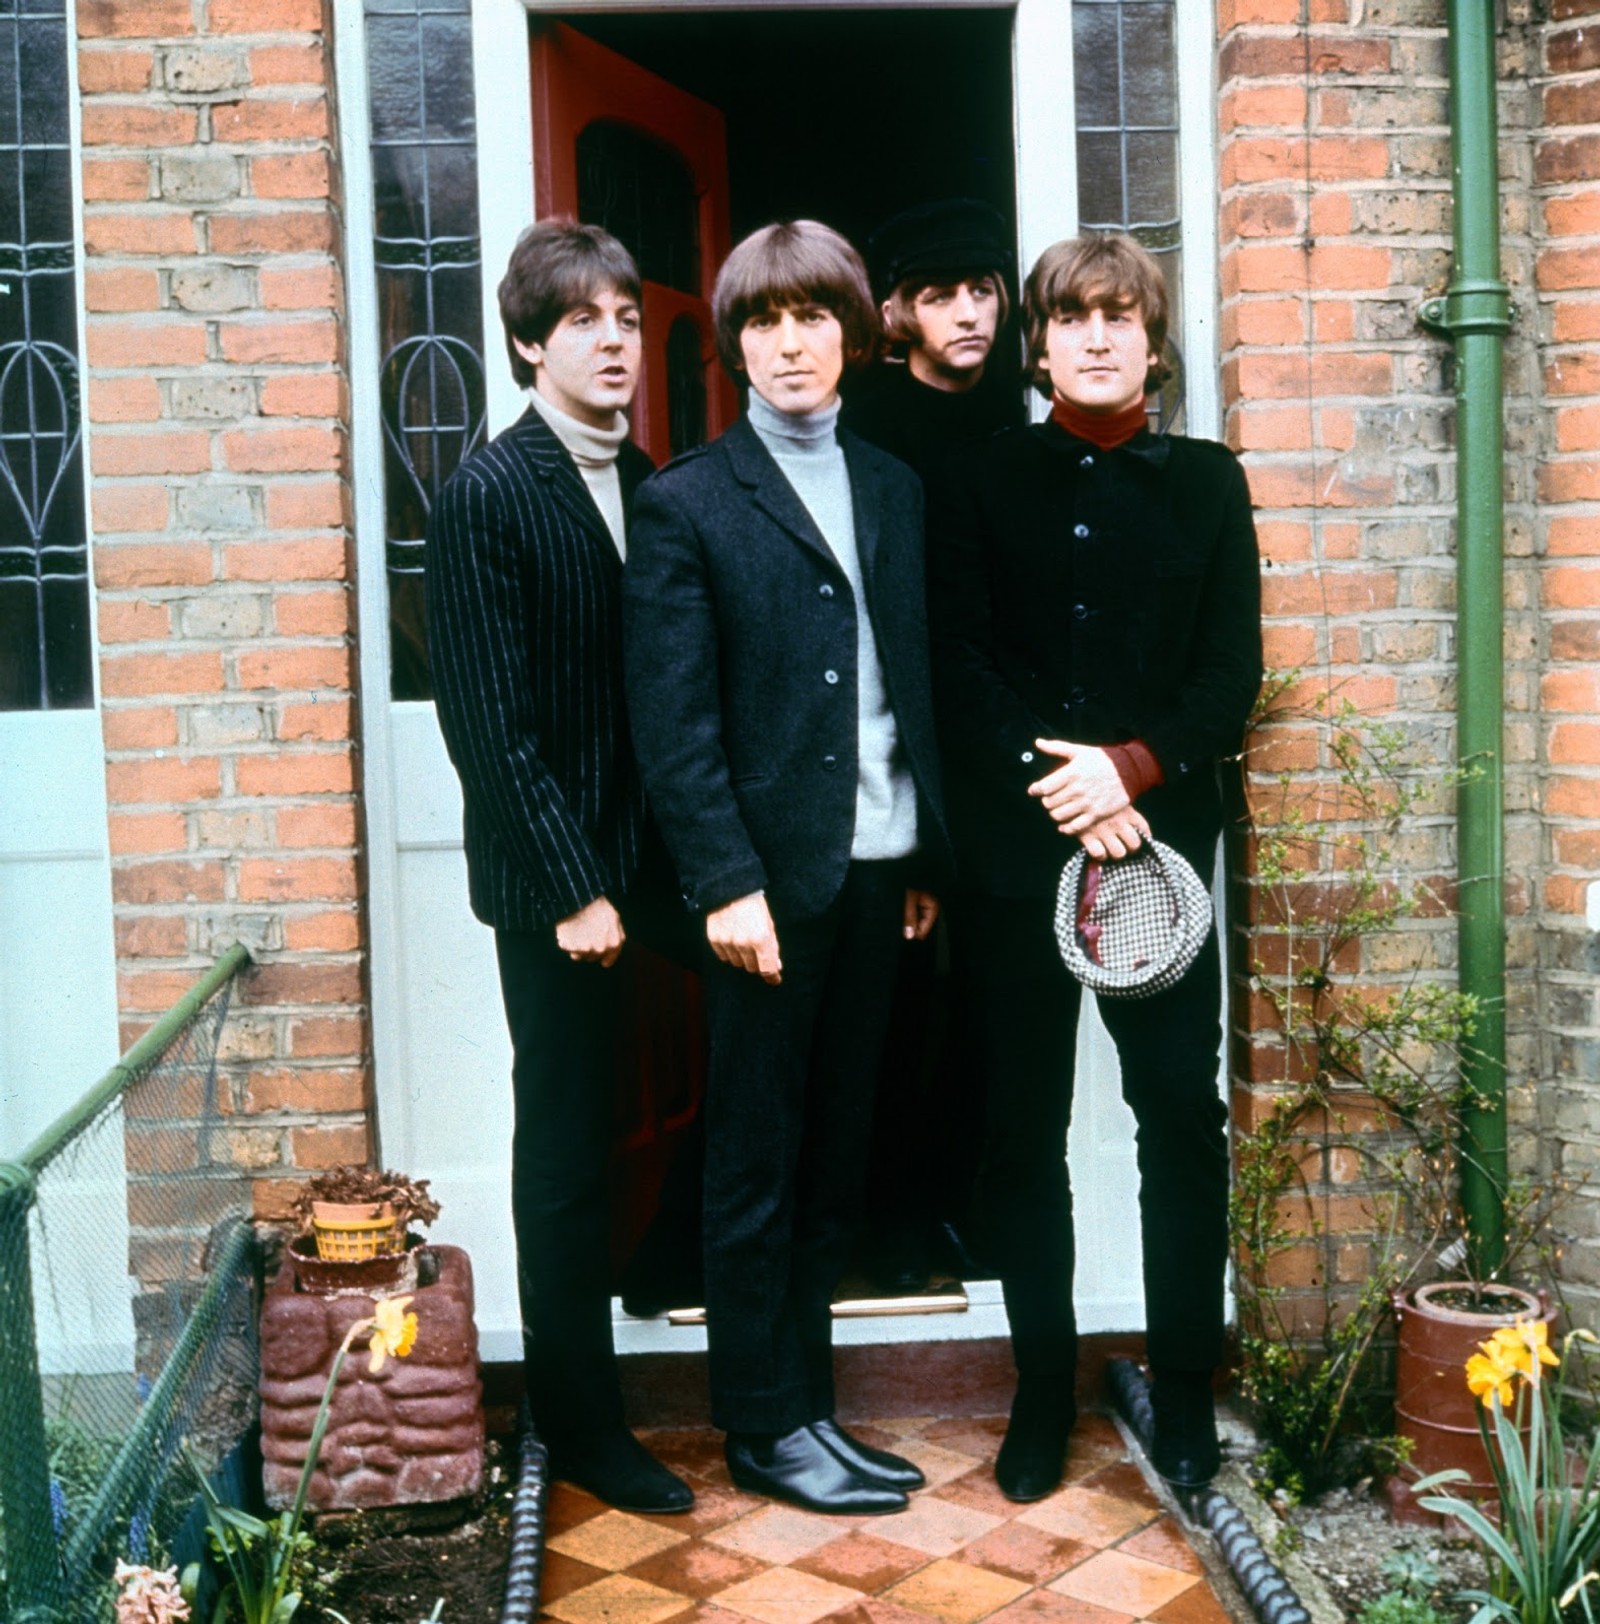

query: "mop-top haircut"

left=1022, top=232, right=1172, bottom=396
left=712, top=221, right=879, bottom=376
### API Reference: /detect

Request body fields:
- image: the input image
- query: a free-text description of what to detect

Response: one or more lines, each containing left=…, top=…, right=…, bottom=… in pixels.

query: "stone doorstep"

left=259, top=1242, right=486, bottom=1511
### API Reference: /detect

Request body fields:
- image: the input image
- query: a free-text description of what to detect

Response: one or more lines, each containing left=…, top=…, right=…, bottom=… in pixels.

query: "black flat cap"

left=866, top=198, right=1015, bottom=302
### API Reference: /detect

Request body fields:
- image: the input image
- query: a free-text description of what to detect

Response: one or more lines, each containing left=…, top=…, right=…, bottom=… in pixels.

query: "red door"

left=531, top=21, right=728, bottom=1275
left=531, top=20, right=737, bottom=463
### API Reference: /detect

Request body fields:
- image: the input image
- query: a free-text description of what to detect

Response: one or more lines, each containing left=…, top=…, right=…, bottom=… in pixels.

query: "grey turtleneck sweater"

left=526, top=386, right=630, bottom=558
left=747, top=390, right=917, bottom=862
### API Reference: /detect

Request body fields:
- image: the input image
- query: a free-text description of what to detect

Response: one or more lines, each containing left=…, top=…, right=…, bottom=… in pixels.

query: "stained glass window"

left=577, top=122, right=699, bottom=298
left=365, top=0, right=487, bottom=701
left=0, top=0, right=89, bottom=712
left=1073, top=0, right=1185, bottom=429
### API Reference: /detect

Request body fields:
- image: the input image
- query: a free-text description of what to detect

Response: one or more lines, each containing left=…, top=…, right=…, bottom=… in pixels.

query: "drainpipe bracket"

left=1418, top=281, right=1513, bottom=338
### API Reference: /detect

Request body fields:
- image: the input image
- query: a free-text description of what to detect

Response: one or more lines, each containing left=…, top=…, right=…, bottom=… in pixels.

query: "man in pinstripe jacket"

left=426, top=221, right=693, bottom=1514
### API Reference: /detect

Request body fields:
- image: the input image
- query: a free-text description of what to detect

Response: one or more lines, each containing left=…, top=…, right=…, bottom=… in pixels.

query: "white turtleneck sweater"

left=526, top=387, right=630, bottom=559
left=747, top=391, right=917, bottom=862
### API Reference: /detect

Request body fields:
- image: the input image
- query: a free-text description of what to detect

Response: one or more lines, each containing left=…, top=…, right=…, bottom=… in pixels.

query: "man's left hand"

left=1028, top=739, right=1131, bottom=833
left=903, top=889, right=940, bottom=941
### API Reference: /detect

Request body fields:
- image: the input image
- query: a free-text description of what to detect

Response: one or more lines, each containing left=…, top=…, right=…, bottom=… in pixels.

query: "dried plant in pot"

left=290, top=1165, right=441, bottom=1277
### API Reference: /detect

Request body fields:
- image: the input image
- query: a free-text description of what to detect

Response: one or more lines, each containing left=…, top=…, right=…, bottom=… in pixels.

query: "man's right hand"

left=706, top=892, right=783, bottom=985
left=555, top=895, right=626, bottom=967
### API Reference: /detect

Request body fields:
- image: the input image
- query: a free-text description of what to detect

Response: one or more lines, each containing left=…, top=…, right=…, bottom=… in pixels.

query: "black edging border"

left=500, top=1409, right=550, bottom=1624
left=1105, top=1358, right=1313, bottom=1624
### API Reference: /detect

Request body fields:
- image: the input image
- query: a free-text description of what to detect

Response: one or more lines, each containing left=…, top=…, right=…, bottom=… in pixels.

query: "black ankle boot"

left=1149, top=1366, right=1220, bottom=1488
left=547, top=1425, right=694, bottom=1513
left=995, top=1381, right=1076, bottom=1503
left=811, top=1417, right=926, bottom=1489
left=726, top=1425, right=908, bottom=1515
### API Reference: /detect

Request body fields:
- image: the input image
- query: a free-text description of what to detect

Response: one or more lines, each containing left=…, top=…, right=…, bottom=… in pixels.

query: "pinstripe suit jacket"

left=425, top=406, right=654, bottom=933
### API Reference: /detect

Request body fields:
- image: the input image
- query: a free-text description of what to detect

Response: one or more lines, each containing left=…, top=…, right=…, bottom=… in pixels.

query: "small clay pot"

left=289, top=1232, right=422, bottom=1296
left=309, top=1199, right=404, bottom=1261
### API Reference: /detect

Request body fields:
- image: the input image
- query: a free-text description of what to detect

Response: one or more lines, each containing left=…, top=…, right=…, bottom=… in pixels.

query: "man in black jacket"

left=625, top=222, right=951, bottom=1516
left=425, top=220, right=691, bottom=1514
left=928, top=233, right=1262, bottom=1502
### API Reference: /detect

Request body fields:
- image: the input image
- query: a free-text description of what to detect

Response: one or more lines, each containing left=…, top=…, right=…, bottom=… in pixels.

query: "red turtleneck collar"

left=1050, top=393, right=1149, bottom=451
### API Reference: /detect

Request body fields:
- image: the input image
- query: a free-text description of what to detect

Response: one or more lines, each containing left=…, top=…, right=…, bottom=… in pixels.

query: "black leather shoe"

left=811, top=1417, right=926, bottom=1490
left=726, top=1425, right=909, bottom=1515
left=548, top=1427, right=694, bottom=1513
left=995, top=1382, right=1076, bottom=1503
left=1150, top=1366, right=1220, bottom=1488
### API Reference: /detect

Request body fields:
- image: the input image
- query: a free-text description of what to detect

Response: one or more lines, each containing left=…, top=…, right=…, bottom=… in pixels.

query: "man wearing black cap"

left=845, top=198, right=1025, bottom=489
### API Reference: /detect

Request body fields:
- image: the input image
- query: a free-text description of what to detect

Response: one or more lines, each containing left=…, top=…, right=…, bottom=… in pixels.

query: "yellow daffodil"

left=1466, top=1346, right=1517, bottom=1409
left=1488, top=1319, right=1560, bottom=1384
left=367, top=1293, right=419, bottom=1373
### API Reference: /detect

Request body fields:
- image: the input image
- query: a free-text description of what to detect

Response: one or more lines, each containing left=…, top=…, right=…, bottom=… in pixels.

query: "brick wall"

left=78, top=0, right=369, bottom=1218
left=1535, top=0, right=1600, bottom=1321
left=1217, top=0, right=1562, bottom=1319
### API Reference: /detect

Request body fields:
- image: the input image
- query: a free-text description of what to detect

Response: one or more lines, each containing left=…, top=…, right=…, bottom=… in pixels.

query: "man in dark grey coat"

left=426, top=220, right=691, bottom=1514
left=625, top=222, right=952, bottom=1516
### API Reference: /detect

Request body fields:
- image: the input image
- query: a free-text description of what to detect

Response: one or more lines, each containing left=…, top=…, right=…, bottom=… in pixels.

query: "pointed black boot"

left=726, top=1425, right=908, bottom=1514
left=811, top=1417, right=926, bottom=1490
left=995, top=1380, right=1077, bottom=1503
left=1149, top=1365, right=1220, bottom=1489
left=547, top=1425, right=694, bottom=1513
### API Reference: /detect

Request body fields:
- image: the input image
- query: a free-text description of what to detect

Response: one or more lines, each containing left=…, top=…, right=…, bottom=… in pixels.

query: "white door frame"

left=341, top=0, right=1222, bottom=1361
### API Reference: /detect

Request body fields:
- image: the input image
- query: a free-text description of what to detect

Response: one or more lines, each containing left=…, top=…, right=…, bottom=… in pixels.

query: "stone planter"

left=260, top=1243, right=484, bottom=1510
left=287, top=1232, right=420, bottom=1297
left=1387, top=1280, right=1551, bottom=1523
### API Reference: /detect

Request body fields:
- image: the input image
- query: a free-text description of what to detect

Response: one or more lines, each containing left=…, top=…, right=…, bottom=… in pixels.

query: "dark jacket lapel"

left=506, top=405, right=617, bottom=556
left=721, top=416, right=841, bottom=574
left=841, top=430, right=883, bottom=589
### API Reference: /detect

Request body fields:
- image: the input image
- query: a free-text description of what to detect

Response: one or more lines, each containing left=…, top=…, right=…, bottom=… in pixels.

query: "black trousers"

left=700, top=859, right=909, bottom=1434
left=960, top=865, right=1230, bottom=1382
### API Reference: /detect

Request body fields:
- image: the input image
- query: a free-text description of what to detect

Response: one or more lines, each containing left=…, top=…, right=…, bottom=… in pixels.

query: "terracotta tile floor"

left=540, top=1414, right=1235, bottom=1624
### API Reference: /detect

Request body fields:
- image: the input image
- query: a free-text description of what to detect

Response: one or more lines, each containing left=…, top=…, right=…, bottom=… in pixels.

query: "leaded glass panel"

left=365, top=0, right=487, bottom=701
left=666, top=315, right=708, bottom=458
left=0, top=0, right=89, bottom=711
left=1072, top=0, right=1184, bottom=431
left=577, top=121, right=699, bottom=296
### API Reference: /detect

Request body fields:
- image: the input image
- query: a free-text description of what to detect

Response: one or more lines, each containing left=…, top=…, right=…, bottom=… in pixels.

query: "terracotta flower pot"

left=309, top=1198, right=405, bottom=1261
left=1387, top=1279, right=1551, bottom=1522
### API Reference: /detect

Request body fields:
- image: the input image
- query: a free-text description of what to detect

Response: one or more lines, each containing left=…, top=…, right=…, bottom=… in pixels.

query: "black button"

left=1179, top=761, right=1191, bottom=774
left=823, top=755, right=838, bottom=771
left=1071, top=603, right=1089, bottom=621
left=1080, top=454, right=1094, bottom=469
left=1073, top=523, right=1090, bottom=539
left=824, top=669, right=839, bottom=685
left=819, top=583, right=834, bottom=598
left=1070, top=686, right=1088, bottom=705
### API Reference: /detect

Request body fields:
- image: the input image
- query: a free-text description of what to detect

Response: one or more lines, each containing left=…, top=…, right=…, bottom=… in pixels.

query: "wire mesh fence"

left=0, top=945, right=259, bottom=1624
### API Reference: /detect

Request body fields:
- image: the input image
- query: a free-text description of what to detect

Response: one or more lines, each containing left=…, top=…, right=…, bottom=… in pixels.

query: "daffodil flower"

left=1466, top=1346, right=1517, bottom=1409
left=367, top=1292, right=419, bottom=1372
left=1488, top=1319, right=1559, bottom=1385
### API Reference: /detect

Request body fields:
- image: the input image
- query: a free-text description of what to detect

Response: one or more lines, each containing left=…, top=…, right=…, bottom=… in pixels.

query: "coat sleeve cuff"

left=1105, top=739, right=1165, bottom=801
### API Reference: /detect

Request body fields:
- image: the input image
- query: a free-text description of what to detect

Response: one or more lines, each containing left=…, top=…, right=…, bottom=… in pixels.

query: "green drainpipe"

left=1421, top=0, right=1511, bottom=1278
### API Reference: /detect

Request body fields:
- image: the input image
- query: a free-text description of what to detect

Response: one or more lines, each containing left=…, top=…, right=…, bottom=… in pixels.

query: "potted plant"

left=288, top=1167, right=442, bottom=1294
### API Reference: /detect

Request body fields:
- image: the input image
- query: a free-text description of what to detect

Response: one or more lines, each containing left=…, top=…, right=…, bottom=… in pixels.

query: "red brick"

left=252, top=1179, right=307, bottom=1223
left=238, top=855, right=360, bottom=902
left=272, top=590, right=349, bottom=638
left=120, top=968, right=221, bottom=1014
left=81, top=102, right=196, bottom=147
left=97, top=598, right=171, bottom=641
left=252, top=150, right=332, bottom=199
left=208, top=210, right=334, bottom=255
left=260, top=371, right=346, bottom=420
left=78, top=45, right=156, bottom=90
left=92, top=430, right=211, bottom=477
left=1546, top=775, right=1600, bottom=815
left=1234, top=299, right=1307, bottom=345
left=1555, top=828, right=1600, bottom=867
left=1558, top=405, right=1600, bottom=453
left=1543, top=566, right=1600, bottom=609
left=1542, top=669, right=1600, bottom=712
left=1539, top=247, right=1600, bottom=293
left=102, top=706, right=179, bottom=750
left=82, top=213, right=198, bottom=255
left=250, top=43, right=325, bottom=84
left=84, top=268, right=161, bottom=312
left=1239, top=351, right=1392, bottom=396
left=77, top=0, right=194, bottom=34
left=236, top=751, right=355, bottom=797
left=221, top=425, right=342, bottom=473
left=1309, top=192, right=1353, bottom=237
left=116, top=914, right=188, bottom=957
left=111, top=860, right=225, bottom=905
left=290, top=1124, right=370, bottom=1169
left=1552, top=619, right=1600, bottom=660
left=218, top=318, right=339, bottom=365
left=1545, top=80, right=1600, bottom=126
left=284, top=910, right=362, bottom=952
left=93, top=484, right=170, bottom=533
left=242, top=960, right=362, bottom=1005
left=1236, top=404, right=1315, bottom=451
left=95, top=541, right=211, bottom=587
left=1548, top=724, right=1600, bottom=768
left=278, top=699, right=352, bottom=742
left=82, top=157, right=150, bottom=201
left=1225, top=83, right=1309, bottom=129
left=87, top=319, right=208, bottom=368
left=1313, top=301, right=1355, bottom=343
left=1549, top=22, right=1600, bottom=72
left=209, top=0, right=323, bottom=31
left=1309, top=243, right=1391, bottom=289
left=1546, top=353, right=1600, bottom=396
left=1218, top=0, right=1302, bottom=24
left=222, top=536, right=348, bottom=583
left=1545, top=192, right=1600, bottom=238
left=1220, top=32, right=1389, bottom=78
left=211, top=96, right=328, bottom=143
left=235, top=645, right=350, bottom=691
left=88, top=376, right=161, bottom=423
left=262, top=483, right=345, bottom=534
left=99, top=650, right=224, bottom=697
left=258, top=263, right=341, bottom=310
left=1262, top=570, right=1398, bottom=616
left=106, top=754, right=220, bottom=803
left=1234, top=243, right=1308, bottom=293
left=1546, top=516, right=1600, bottom=558
left=244, top=1068, right=367, bottom=1115
left=275, top=803, right=358, bottom=847
left=1538, top=136, right=1600, bottom=186
left=106, top=810, right=188, bottom=855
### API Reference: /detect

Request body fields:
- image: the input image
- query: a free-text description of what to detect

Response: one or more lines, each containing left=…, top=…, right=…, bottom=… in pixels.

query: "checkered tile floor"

left=539, top=1413, right=1233, bottom=1624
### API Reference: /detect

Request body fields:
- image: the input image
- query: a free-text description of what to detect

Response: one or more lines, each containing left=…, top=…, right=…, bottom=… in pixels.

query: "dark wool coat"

left=927, top=419, right=1263, bottom=896
left=622, top=416, right=953, bottom=920
left=425, top=406, right=655, bottom=932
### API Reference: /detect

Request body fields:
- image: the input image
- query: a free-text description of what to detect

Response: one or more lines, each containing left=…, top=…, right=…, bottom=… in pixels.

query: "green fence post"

left=0, top=1162, right=65, bottom=1622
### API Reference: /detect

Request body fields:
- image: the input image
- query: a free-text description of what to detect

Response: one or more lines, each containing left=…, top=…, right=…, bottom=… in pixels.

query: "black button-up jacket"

left=927, top=419, right=1263, bottom=895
